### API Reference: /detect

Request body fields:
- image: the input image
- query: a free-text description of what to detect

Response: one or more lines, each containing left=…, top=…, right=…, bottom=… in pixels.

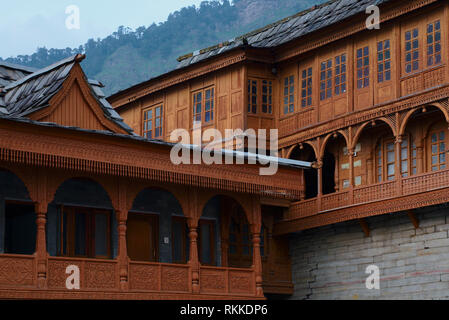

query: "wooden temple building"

left=1, top=0, right=449, bottom=299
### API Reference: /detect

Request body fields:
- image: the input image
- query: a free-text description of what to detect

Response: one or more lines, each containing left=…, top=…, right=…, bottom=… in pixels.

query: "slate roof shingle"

left=0, top=55, right=134, bottom=134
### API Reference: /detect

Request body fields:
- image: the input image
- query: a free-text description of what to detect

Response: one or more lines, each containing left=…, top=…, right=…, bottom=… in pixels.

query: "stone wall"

left=289, top=204, right=449, bottom=299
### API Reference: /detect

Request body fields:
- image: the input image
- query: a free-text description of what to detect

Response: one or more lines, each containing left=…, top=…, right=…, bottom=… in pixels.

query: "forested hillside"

left=1, top=0, right=325, bottom=95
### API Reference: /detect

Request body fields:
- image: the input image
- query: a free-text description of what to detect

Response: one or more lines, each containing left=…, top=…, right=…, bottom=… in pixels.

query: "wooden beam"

left=407, top=210, right=420, bottom=229
left=358, top=219, right=370, bottom=237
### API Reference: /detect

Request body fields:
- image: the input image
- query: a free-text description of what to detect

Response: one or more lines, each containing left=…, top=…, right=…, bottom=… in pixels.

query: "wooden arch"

left=319, top=130, right=350, bottom=159
left=285, top=141, right=319, bottom=161
left=399, top=103, right=449, bottom=136
left=352, top=117, right=397, bottom=150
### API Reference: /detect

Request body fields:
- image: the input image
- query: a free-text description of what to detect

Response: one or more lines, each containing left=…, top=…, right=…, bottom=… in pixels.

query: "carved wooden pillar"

left=416, top=144, right=424, bottom=174
left=395, top=135, right=403, bottom=195
left=366, top=157, right=374, bottom=185
left=116, top=209, right=129, bottom=290
left=251, top=200, right=263, bottom=297
left=348, top=148, right=355, bottom=204
left=187, top=218, right=200, bottom=294
left=316, top=159, right=323, bottom=212
left=34, top=202, right=48, bottom=289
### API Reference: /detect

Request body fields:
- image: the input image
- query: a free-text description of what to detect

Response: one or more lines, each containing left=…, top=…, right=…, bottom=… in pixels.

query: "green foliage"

left=1, top=0, right=324, bottom=95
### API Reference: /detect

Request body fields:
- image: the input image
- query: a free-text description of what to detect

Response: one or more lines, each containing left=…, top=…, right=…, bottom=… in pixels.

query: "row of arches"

left=0, top=171, right=257, bottom=269
left=288, top=105, right=449, bottom=198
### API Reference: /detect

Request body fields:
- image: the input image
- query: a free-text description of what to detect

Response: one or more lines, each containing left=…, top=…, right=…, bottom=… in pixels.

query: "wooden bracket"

left=358, top=219, right=370, bottom=237
left=407, top=210, right=419, bottom=229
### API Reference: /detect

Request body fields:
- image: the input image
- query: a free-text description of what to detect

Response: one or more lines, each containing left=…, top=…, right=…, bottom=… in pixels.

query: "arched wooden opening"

left=321, top=133, right=348, bottom=194
left=200, top=195, right=251, bottom=268
left=129, top=188, right=187, bottom=264
left=352, top=120, right=396, bottom=185
left=289, top=143, right=317, bottom=199
left=47, top=178, right=116, bottom=259
left=0, top=169, right=35, bottom=255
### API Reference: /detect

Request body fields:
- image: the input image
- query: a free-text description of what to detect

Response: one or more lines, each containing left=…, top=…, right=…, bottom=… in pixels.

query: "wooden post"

left=251, top=200, right=263, bottom=297
left=34, top=202, right=48, bottom=289
left=348, top=148, right=355, bottom=204
left=187, top=218, right=200, bottom=294
left=395, top=135, right=403, bottom=196
left=316, top=159, right=323, bottom=212
left=117, top=209, right=129, bottom=290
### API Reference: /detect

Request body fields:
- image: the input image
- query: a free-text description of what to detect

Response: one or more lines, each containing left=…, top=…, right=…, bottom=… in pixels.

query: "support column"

left=395, top=135, right=403, bottom=196
left=348, top=148, right=355, bottom=204
left=34, top=202, right=48, bottom=289
left=251, top=200, right=263, bottom=297
left=117, top=210, right=129, bottom=290
left=316, top=159, right=323, bottom=212
left=187, top=218, right=200, bottom=294
left=416, top=145, right=424, bottom=174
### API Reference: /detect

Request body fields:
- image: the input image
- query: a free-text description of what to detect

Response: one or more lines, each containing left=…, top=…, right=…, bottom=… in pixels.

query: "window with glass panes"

left=193, top=87, right=214, bottom=124
left=283, top=76, right=295, bottom=114
left=430, top=130, right=446, bottom=171
left=377, top=40, right=391, bottom=83
left=357, top=46, right=370, bottom=89
left=261, top=80, right=273, bottom=114
left=335, top=54, right=347, bottom=95
left=320, top=59, right=333, bottom=100
left=427, top=20, right=442, bottom=67
left=376, top=139, right=396, bottom=182
left=143, top=105, right=163, bottom=139
left=405, top=28, right=419, bottom=73
left=247, top=79, right=257, bottom=114
left=301, top=67, right=312, bottom=107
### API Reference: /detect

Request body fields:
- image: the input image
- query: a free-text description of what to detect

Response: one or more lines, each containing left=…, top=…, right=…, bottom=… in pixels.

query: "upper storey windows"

left=377, top=40, right=391, bottom=83
left=405, top=28, right=420, bottom=74
left=143, top=104, right=163, bottom=139
left=320, top=54, right=347, bottom=101
left=301, top=67, right=313, bottom=108
left=283, top=76, right=295, bottom=114
left=427, top=20, right=442, bottom=67
left=248, top=79, right=273, bottom=115
left=357, top=46, right=370, bottom=89
left=193, top=87, right=214, bottom=125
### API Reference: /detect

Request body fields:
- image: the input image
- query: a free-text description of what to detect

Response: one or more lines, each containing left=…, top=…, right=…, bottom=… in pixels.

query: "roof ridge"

left=3, top=54, right=85, bottom=91
left=177, top=0, right=338, bottom=62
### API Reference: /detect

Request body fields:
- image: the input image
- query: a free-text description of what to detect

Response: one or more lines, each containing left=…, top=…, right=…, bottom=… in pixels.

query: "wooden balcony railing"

left=288, top=169, right=449, bottom=221
left=0, top=255, right=256, bottom=298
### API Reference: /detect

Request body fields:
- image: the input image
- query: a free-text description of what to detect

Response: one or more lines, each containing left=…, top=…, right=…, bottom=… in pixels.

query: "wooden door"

left=127, top=213, right=158, bottom=262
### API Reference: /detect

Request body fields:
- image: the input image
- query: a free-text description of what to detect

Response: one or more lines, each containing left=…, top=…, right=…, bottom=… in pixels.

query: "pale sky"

left=0, top=0, right=205, bottom=58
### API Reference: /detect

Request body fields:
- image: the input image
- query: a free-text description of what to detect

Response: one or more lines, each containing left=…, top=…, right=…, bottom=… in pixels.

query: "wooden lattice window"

left=405, top=28, right=419, bottom=73
left=427, top=20, right=442, bottom=67
left=334, top=53, right=347, bottom=95
left=193, top=87, right=214, bottom=125
left=301, top=67, right=313, bottom=107
left=320, top=59, right=332, bottom=101
left=357, top=46, right=370, bottom=89
left=377, top=39, right=391, bottom=83
left=143, top=105, right=163, bottom=139
left=283, top=75, right=295, bottom=114
left=261, top=80, right=273, bottom=114
left=248, top=79, right=257, bottom=114
left=430, top=130, right=446, bottom=171
left=376, top=139, right=395, bottom=182
left=411, top=142, right=417, bottom=175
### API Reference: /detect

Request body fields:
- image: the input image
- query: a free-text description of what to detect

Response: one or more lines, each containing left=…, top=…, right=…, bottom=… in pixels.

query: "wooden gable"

left=28, top=63, right=129, bottom=134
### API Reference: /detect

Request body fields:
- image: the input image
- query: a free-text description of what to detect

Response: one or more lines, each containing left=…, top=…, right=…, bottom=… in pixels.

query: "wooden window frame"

left=356, top=46, right=370, bottom=89
left=377, top=39, right=392, bottom=83
left=283, top=75, right=295, bottom=115
left=58, top=206, right=112, bottom=259
left=426, top=20, right=442, bottom=67
left=248, top=78, right=273, bottom=115
left=192, top=87, right=215, bottom=126
left=376, top=138, right=396, bottom=182
left=143, top=104, right=163, bottom=140
left=429, top=128, right=447, bottom=172
left=320, top=53, right=347, bottom=101
left=300, top=67, right=313, bottom=108
left=334, top=53, right=347, bottom=96
left=404, top=27, right=420, bottom=74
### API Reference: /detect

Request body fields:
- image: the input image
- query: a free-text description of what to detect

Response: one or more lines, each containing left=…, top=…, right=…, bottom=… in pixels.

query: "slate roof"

left=176, top=0, right=392, bottom=69
left=0, top=55, right=133, bottom=134
left=0, top=61, right=36, bottom=89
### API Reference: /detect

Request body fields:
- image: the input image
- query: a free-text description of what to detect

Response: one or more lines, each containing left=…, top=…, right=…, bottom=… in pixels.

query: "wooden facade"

left=108, top=0, right=449, bottom=296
